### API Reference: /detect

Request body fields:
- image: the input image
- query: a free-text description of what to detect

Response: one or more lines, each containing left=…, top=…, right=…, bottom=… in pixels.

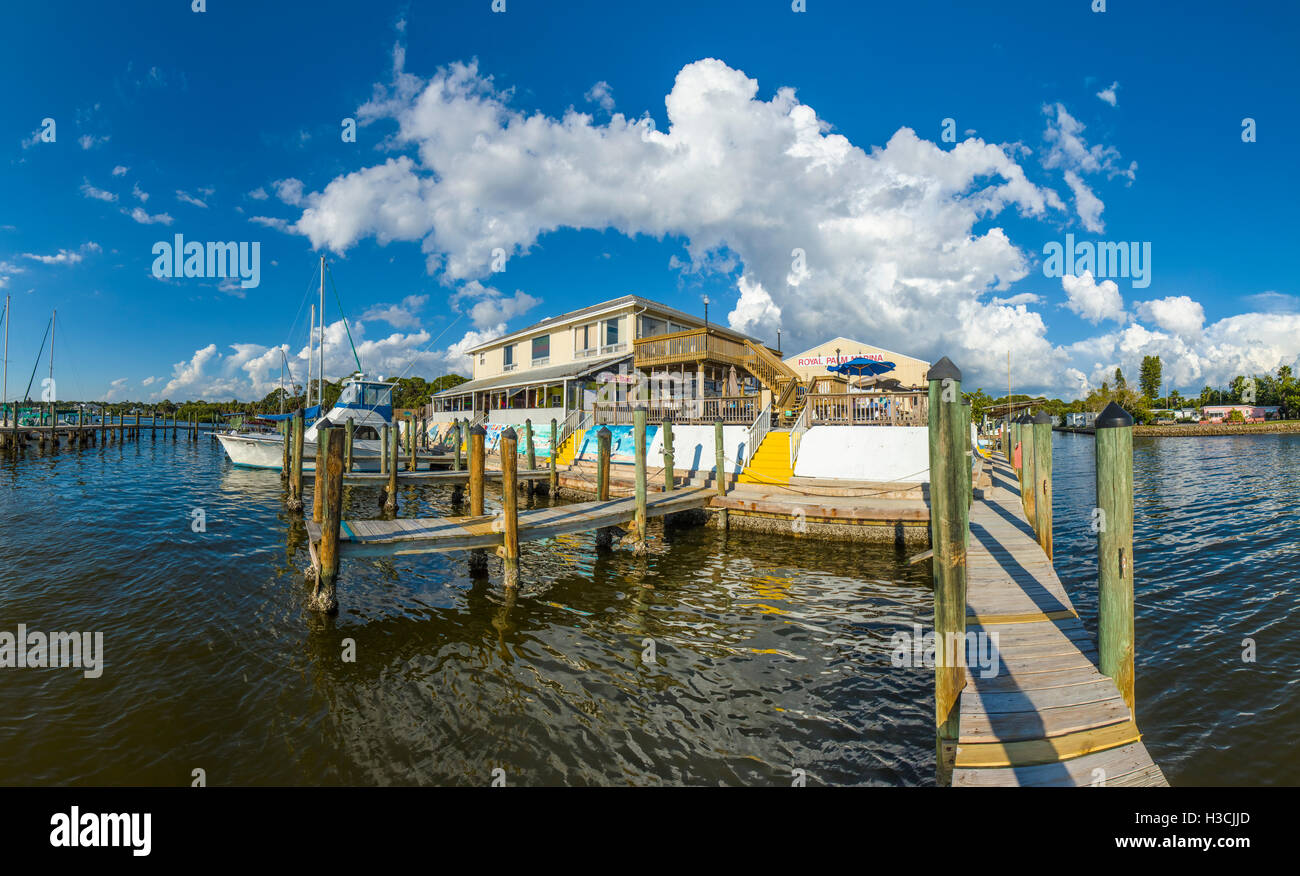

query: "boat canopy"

left=262, top=405, right=322, bottom=422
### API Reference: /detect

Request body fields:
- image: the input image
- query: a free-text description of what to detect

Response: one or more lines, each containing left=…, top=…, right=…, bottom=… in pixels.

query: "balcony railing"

left=633, top=327, right=750, bottom=369
left=593, top=395, right=760, bottom=425
left=806, top=391, right=928, bottom=426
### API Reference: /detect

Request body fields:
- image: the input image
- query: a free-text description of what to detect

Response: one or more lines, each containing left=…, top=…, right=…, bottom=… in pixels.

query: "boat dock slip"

left=304, top=486, right=712, bottom=559
left=952, top=454, right=1166, bottom=787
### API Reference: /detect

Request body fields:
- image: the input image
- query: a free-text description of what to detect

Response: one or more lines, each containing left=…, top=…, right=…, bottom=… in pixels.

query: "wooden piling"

left=662, top=420, right=674, bottom=493
left=469, top=424, right=486, bottom=517
left=596, top=427, right=611, bottom=501
left=1021, top=411, right=1037, bottom=532
left=344, top=417, right=354, bottom=472
left=525, top=419, right=536, bottom=497
left=380, top=425, right=389, bottom=476
left=408, top=418, right=417, bottom=472
left=312, top=428, right=327, bottom=523
left=499, top=427, right=520, bottom=585
left=926, top=356, right=968, bottom=784
left=312, top=424, right=344, bottom=614
left=549, top=417, right=558, bottom=495
left=961, top=399, right=973, bottom=511
left=1095, top=401, right=1135, bottom=717
left=1032, top=410, right=1054, bottom=561
left=714, top=419, right=728, bottom=531
left=280, top=420, right=290, bottom=481
left=453, top=419, right=463, bottom=472
left=287, top=409, right=305, bottom=512
left=632, top=407, right=647, bottom=552
left=384, top=423, right=398, bottom=514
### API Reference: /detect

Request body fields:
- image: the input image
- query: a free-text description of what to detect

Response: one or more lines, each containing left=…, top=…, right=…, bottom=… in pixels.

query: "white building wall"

left=793, top=425, right=932, bottom=482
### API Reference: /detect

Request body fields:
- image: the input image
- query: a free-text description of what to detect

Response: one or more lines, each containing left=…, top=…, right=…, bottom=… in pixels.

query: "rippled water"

left=0, top=434, right=934, bottom=786
left=1, top=432, right=1295, bottom=785
left=1052, top=431, right=1300, bottom=786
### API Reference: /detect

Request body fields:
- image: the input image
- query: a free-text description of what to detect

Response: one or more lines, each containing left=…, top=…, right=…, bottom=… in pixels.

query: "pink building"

left=1200, top=405, right=1280, bottom=423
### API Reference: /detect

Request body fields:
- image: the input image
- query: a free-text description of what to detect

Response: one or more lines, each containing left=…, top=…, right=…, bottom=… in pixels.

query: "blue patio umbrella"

left=827, top=356, right=896, bottom=379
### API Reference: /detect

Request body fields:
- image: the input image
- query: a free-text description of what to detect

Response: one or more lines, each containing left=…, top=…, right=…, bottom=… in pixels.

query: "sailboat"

left=215, top=257, right=401, bottom=471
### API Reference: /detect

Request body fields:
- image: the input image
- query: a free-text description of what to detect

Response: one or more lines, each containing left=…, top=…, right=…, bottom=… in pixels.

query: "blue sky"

left=2, top=0, right=1298, bottom=402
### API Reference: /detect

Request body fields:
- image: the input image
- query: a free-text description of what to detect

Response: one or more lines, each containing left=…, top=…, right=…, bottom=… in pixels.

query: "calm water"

left=0, top=432, right=1296, bottom=785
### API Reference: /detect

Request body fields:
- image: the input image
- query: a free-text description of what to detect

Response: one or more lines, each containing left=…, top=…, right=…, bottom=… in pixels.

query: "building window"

left=639, top=315, right=667, bottom=338
left=602, top=318, right=623, bottom=353
left=575, top=323, right=598, bottom=357
left=503, top=344, right=515, bottom=372
left=479, top=353, right=485, bottom=366
left=532, top=334, right=550, bottom=365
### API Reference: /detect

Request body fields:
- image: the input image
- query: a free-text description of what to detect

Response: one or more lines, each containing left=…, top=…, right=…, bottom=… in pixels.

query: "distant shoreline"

left=1054, top=421, right=1300, bottom=437
left=1135, top=421, right=1300, bottom=437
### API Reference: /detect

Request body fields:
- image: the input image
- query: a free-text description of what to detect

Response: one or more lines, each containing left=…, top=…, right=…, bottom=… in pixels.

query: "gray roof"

left=465, top=294, right=769, bottom=354
left=433, top=353, right=632, bottom=397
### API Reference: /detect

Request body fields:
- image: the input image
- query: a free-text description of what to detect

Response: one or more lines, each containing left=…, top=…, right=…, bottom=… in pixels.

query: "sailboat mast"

left=49, top=308, right=56, bottom=422
left=2, top=295, right=8, bottom=425
left=318, top=255, right=325, bottom=408
left=307, top=303, right=315, bottom=408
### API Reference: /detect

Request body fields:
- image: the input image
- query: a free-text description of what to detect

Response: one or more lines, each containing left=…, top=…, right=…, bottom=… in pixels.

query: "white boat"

left=216, top=376, right=397, bottom=471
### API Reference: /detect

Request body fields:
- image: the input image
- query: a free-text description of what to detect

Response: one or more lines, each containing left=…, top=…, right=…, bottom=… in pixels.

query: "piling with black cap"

left=926, top=355, right=967, bottom=783
left=1095, top=401, right=1136, bottom=716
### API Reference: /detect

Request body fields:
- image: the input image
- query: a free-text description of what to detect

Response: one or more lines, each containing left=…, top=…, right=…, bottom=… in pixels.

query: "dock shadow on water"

left=0, top=437, right=937, bottom=786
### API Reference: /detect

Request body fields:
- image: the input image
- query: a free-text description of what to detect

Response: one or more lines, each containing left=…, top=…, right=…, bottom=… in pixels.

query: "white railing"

left=557, top=407, right=590, bottom=452
left=745, top=402, right=772, bottom=466
left=788, top=400, right=811, bottom=470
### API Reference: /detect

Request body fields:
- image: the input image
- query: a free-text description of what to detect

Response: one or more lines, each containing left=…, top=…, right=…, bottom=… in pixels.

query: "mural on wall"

left=573, top=425, right=660, bottom=464
left=424, top=421, right=556, bottom=456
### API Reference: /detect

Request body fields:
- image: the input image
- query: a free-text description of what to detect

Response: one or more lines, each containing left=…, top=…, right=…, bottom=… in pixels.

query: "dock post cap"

left=469, top=423, right=486, bottom=436
left=597, top=425, right=612, bottom=436
left=1032, top=411, right=1052, bottom=424
left=1095, top=402, right=1134, bottom=429
left=501, top=426, right=518, bottom=440
left=927, top=357, right=962, bottom=382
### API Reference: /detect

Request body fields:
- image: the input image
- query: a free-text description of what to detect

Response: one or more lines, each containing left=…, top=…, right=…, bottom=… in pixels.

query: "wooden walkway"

left=305, top=486, right=713, bottom=560
left=952, top=455, right=1166, bottom=787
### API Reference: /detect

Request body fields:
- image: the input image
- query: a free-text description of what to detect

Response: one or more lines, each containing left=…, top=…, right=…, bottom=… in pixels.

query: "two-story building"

left=427, top=294, right=787, bottom=428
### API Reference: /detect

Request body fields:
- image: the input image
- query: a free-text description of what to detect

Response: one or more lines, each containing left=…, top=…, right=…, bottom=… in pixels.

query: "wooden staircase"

left=743, top=341, right=803, bottom=423
left=738, top=430, right=793, bottom=485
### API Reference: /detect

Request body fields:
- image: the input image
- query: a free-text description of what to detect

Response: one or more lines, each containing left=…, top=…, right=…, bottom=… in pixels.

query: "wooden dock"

left=952, top=454, right=1166, bottom=787
left=304, top=485, right=712, bottom=559
left=301, top=465, right=543, bottom=485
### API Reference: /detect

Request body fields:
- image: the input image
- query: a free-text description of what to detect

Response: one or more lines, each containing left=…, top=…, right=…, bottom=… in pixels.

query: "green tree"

left=1138, top=355, right=1162, bottom=400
